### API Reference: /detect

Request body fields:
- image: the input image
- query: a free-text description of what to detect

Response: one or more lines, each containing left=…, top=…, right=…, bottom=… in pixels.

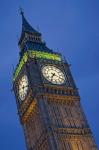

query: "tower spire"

left=20, top=10, right=41, bottom=35
left=18, top=9, right=41, bottom=47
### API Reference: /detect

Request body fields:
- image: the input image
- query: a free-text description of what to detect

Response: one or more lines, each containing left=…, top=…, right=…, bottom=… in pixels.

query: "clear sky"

left=0, top=0, right=99, bottom=149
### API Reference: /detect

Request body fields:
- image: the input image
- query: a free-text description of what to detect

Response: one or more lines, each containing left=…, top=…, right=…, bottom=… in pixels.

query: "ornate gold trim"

left=21, top=100, right=37, bottom=124
left=44, top=84, right=75, bottom=90
left=38, top=93, right=80, bottom=104
left=54, top=127, right=91, bottom=135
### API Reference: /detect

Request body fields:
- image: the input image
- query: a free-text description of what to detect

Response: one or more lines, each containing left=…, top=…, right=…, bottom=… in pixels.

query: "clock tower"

left=13, top=12, right=98, bottom=150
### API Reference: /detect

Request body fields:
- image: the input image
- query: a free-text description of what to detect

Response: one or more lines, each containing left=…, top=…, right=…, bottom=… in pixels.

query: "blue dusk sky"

left=0, top=0, right=99, bottom=149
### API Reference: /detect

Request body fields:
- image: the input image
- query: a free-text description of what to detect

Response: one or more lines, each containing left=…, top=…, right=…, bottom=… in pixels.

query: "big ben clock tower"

left=13, top=11, right=98, bottom=150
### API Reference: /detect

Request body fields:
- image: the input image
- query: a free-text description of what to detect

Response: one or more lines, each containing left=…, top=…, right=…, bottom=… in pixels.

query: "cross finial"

left=19, top=7, right=24, bottom=16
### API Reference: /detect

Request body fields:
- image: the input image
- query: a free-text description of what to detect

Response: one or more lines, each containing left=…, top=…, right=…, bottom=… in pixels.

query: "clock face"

left=18, top=75, right=28, bottom=101
left=42, top=65, right=65, bottom=85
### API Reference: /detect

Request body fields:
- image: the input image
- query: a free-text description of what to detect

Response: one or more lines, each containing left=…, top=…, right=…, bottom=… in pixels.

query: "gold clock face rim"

left=18, top=75, right=29, bottom=101
left=42, top=65, right=65, bottom=85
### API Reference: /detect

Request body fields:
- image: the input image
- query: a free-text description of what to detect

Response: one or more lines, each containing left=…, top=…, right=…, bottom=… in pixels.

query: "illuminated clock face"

left=18, top=75, right=28, bottom=101
left=42, top=65, right=65, bottom=84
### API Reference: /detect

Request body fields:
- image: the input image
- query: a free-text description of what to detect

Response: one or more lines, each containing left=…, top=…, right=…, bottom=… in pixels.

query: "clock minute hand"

left=53, top=73, right=63, bottom=80
left=50, top=73, right=55, bottom=81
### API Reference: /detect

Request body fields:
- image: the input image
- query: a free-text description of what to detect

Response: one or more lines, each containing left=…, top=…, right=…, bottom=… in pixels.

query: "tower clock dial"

left=18, top=75, right=29, bottom=101
left=42, top=65, right=65, bottom=85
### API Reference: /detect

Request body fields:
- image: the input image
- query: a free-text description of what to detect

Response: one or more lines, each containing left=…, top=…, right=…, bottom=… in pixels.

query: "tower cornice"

left=13, top=50, right=62, bottom=81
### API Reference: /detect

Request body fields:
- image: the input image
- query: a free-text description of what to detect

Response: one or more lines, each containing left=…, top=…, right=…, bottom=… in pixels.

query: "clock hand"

left=50, top=73, right=56, bottom=80
left=52, top=73, right=63, bottom=80
left=22, top=85, right=28, bottom=90
left=51, top=73, right=56, bottom=78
